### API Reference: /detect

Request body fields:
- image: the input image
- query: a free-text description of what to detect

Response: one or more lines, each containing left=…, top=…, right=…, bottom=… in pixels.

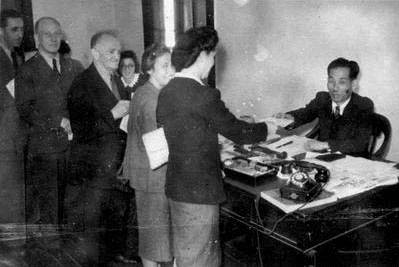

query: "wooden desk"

left=221, top=176, right=399, bottom=266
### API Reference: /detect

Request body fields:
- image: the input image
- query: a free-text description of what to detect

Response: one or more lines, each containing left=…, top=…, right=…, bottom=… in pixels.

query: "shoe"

left=115, top=254, right=138, bottom=264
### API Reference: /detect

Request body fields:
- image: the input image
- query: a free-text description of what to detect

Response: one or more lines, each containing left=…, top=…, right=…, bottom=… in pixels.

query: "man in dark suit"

left=15, top=17, right=83, bottom=244
left=0, top=9, right=26, bottom=233
left=276, top=57, right=374, bottom=157
left=0, top=9, right=24, bottom=83
left=67, top=30, right=130, bottom=266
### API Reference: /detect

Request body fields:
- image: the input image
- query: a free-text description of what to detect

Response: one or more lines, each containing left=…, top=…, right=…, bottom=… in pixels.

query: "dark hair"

left=34, top=17, right=61, bottom=33
left=141, top=43, right=171, bottom=74
left=90, top=30, right=118, bottom=49
left=327, top=57, right=360, bottom=80
left=58, top=40, right=71, bottom=55
left=172, top=26, right=218, bottom=72
left=0, top=9, right=23, bottom=28
left=119, top=50, right=140, bottom=73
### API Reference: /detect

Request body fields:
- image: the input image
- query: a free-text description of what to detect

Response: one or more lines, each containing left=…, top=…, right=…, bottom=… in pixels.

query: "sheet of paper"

left=263, top=135, right=309, bottom=159
left=6, top=79, right=15, bottom=98
left=260, top=117, right=294, bottom=128
left=119, top=114, right=129, bottom=133
left=142, top=127, right=169, bottom=170
left=261, top=156, right=399, bottom=213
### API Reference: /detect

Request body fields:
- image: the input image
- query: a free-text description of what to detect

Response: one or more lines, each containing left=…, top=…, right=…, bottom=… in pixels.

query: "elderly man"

left=0, top=9, right=26, bottom=232
left=276, top=57, right=374, bottom=157
left=15, top=17, right=83, bottom=243
left=67, top=30, right=130, bottom=266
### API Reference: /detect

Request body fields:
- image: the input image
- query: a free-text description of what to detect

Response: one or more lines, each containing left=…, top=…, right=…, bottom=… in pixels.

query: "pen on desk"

left=275, top=140, right=293, bottom=149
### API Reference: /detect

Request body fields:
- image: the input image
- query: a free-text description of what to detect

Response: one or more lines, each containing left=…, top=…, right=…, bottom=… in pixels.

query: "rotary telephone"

left=279, top=160, right=330, bottom=202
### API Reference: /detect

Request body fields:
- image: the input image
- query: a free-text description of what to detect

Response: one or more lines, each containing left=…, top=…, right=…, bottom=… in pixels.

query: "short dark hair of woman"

left=172, top=26, right=219, bottom=72
left=119, top=50, right=140, bottom=73
left=327, top=57, right=360, bottom=81
left=141, top=43, right=171, bottom=74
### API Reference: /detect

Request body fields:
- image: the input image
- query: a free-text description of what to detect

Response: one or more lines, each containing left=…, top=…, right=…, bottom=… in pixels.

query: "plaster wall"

left=31, top=0, right=144, bottom=67
left=215, top=0, right=399, bottom=161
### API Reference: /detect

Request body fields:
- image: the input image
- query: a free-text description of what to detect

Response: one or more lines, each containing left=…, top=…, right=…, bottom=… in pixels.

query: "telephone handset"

left=279, top=161, right=330, bottom=202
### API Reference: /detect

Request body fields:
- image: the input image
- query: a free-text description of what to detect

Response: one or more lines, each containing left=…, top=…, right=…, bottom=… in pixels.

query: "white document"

left=260, top=117, right=294, bottom=128
left=142, top=127, right=169, bottom=170
left=261, top=156, right=399, bottom=213
left=6, top=79, right=15, bottom=98
left=264, top=135, right=309, bottom=159
left=119, top=115, right=129, bottom=133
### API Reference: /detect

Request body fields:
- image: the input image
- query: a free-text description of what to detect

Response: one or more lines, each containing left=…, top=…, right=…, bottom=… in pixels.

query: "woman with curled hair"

left=156, top=26, right=268, bottom=267
left=123, top=43, right=175, bottom=267
left=118, top=50, right=146, bottom=99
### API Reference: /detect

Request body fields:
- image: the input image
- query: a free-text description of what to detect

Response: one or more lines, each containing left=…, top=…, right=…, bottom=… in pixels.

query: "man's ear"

left=351, top=79, right=359, bottom=93
left=91, top=48, right=99, bottom=60
left=34, top=34, right=39, bottom=48
left=0, top=29, right=3, bottom=44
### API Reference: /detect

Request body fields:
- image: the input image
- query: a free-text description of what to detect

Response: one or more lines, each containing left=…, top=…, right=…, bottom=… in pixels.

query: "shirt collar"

left=94, top=62, right=114, bottom=89
left=121, top=73, right=139, bottom=87
left=39, top=51, right=61, bottom=71
left=0, top=42, right=12, bottom=61
left=332, top=96, right=351, bottom=115
left=174, top=72, right=204, bottom=86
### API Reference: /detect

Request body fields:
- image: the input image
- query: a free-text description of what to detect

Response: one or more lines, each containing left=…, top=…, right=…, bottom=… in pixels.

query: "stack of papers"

left=261, top=156, right=399, bottom=213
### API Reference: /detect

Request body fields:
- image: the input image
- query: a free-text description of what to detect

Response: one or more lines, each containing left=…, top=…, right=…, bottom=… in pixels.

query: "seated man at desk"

left=275, top=57, right=374, bottom=157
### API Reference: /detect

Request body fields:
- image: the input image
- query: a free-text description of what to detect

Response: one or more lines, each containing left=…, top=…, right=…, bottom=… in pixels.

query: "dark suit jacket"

left=15, top=52, right=84, bottom=154
left=0, top=46, right=15, bottom=87
left=68, top=64, right=129, bottom=189
left=0, top=46, right=26, bottom=152
left=0, top=47, right=27, bottom=223
left=157, top=77, right=268, bottom=204
left=287, top=91, right=374, bottom=157
left=68, top=63, right=129, bottom=143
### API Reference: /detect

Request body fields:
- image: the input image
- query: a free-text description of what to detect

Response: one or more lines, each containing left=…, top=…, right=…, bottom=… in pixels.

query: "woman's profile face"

left=148, top=52, right=175, bottom=88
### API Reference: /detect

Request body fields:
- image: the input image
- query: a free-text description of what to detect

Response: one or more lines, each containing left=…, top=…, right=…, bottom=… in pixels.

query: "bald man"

left=15, top=17, right=84, bottom=239
left=67, top=30, right=130, bottom=266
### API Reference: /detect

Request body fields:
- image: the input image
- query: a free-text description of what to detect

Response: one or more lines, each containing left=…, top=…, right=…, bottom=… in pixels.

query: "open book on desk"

left=261, top=156, right=399, bottom=213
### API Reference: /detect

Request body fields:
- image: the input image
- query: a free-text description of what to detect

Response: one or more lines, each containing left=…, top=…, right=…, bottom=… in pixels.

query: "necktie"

left=334, top=105, right=340, bottom=119
left=11, top=50, right=19, bottom=70
left=52, top=58, right=61, bottom=77
left=110, top=75, right=121, bottom=100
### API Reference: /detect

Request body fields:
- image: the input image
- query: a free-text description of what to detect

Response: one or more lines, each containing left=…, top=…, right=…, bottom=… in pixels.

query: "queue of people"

left=0, top=7, right=378, bottom=267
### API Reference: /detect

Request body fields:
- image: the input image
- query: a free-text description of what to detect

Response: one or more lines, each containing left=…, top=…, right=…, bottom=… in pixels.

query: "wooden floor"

left=0, top=228, right=257, bottom=267
left=1, top=215, right=399, bottom=267
left=1, top=226, right=398, bottom=267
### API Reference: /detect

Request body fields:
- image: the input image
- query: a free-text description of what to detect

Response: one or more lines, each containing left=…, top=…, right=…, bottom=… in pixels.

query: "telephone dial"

left=278, top=160, right=330, bottom=202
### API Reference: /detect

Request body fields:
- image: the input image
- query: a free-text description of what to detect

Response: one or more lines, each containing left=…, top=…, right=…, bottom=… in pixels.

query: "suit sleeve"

left=328, top=99, right=374, bottom=155
left=199, top=88, right=267, bottom=145
left=15, top=67, right=44, bottom=127
left=68, top=77, right=96, bottom=139
left=135, top=95, right=158, bottom=151
left=287, top=92, right=329, bottom=126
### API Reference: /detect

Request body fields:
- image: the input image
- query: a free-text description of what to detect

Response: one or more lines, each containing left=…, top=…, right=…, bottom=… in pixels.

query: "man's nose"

left=332, top=83, right=340, bottom=92
left=17, top=29, right=23, bottom=39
